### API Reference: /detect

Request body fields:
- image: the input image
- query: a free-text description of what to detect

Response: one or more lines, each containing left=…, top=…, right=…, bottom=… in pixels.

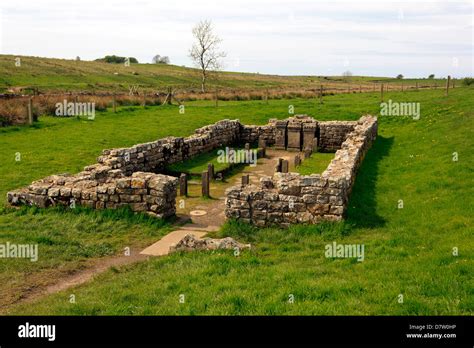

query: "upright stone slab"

left=281, top=159, right=289, bottom=173
left=312, top=137, right=319, bottom=153
left=287, top=120, right=302, bottom=151
left=179, top=173, right=188, bottom=196
left=276, top=158, right=283, bottom=173
left=201, top=171, right=210, bottom=198
left=303, top=121, right=317, bottom=151
left=258, top=137, right=266, bottom=150
left=294, top=154, right=301, bottom=167
left=275, top=120, right=288, bottom=150
left=244, top=143, right=250, bottom=151
left=207, top=163, right=214, bottom=180
left=241, top=174, right=250, bottom=187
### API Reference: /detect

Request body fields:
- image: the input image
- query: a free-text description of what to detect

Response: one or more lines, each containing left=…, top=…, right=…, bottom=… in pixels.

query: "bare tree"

left=342, top=70, right=353, bottom=82
left=189, top=20, right=226, bottom=92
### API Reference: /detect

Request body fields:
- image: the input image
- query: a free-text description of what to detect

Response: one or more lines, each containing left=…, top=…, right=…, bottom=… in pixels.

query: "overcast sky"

left=0, top=0, right=472, bottom=77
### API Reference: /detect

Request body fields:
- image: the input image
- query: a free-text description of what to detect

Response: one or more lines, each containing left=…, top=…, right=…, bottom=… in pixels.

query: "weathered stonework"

left=7, top=114, right=377, bottom=227
left=224, top=115, right=378, bottom=227
left=169, top=234, right=251, bottom=253
left=318, top=121, right=357, bottom=152
left=7, top=171, right=178, bottom=218
left=274, top=120, right=288, bottom=150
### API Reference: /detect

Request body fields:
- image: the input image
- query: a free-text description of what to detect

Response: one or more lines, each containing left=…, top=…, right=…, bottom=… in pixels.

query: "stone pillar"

left=274, top=120, right=288, bottom=150
left=312, top=137, right=319, bottom=153
left=207, top=163, right=214, bottom=180
left=258, top=137, right=266, bottom=157
left=302, top=122, right=317, bottom=151
left=281, top=159, right=289, bottom=173
left=241, top=174, right=250, bottom=187
left=201, top=171, right=210, bottom=198
left=179, top=173, right=187, bottom=196
left=244, top=143, right=251, bottom=163
left=294, top=154, right=301, bottom=167
left=276, top=158, right=283, bottom=173
left=287, top=120, right=302, bottom=151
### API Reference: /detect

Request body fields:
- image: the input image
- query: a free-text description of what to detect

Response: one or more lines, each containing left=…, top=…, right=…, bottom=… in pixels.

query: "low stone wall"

left=97, top=119, right=242, bottom=176
left=240, top=120, right=277, bottom=146
left=7, top=170, right=178, bottom=218
left=224, top=115, right=378, bottom=227
left=318, top=121, right=357, bottom=152
left=7, top=114, right=376, bottom=225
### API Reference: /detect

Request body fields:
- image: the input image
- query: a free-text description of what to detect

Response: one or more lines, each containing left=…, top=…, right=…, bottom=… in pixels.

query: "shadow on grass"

left=8, top=204, right=173, bottom=230
left=346, top=135, right=394, bottom=229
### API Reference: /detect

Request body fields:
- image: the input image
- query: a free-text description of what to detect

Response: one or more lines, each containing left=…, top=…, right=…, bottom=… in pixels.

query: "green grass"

left=166, top=146, right=256, bottom=176
left=0, top=54, right=449, bottom=93
left=0, top=205, right=173, bottom=310
left=2, top=87, right=473, bottom=315
left=296, top=152, right=335, bottom=175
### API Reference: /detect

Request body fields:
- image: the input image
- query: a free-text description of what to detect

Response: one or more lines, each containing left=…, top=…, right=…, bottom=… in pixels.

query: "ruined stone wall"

left=7, top=170, right=178, bottom=218
left=318, top=121, right=357, bottom=152
left=97, top=119, right=242, bottom=176
left=7, top=115, right=376, bottom=225
left=240, top=120, right=277, bottom=146
left=224, top=116, right=378, bottom=227
left=6, top=119, right=244, bottom=217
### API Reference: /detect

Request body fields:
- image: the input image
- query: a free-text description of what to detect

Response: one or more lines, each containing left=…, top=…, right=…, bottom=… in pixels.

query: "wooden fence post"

left=215, top=87, right=218, bottom=107
left=380, top=84, right=384, bottom=102
left=319, top=85, right=323, bottom=104
left=266, top=88, right=269, bottom=104
left=113, top=94, right=117, bottom=113
left=446, top=75, right=451, bottom=96
left=27, top=97, right=33, bottom=125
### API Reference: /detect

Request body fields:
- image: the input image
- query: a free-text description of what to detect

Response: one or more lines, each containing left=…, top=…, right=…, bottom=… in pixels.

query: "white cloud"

left=0, top=0, right=472, bottom=77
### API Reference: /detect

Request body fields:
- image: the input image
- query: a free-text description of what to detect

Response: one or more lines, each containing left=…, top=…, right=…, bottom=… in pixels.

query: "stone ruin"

left=7, top=114, right=377, bottom=228
left=225, top=115, right=378, bottom=227
left=169, top=234, right=251, bottom=254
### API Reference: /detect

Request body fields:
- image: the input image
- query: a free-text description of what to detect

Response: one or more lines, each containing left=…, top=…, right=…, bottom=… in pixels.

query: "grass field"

left=166, top=146, right=257, bottom=177
left=1, top=87, right=473, bottom=315
left=297, top=152, right=335, bottom=175
left=0, top=54, right=449, bottom=93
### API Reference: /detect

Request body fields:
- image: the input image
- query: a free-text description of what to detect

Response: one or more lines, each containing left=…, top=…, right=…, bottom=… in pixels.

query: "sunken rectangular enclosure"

left=7, top=114, right=377, bottom=227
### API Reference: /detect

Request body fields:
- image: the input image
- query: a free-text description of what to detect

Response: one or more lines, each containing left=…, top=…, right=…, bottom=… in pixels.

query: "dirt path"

left=2, top=248, right=148, bottom=313
left=178, top=148, right=299, bottom=227
left=4, top=149, right=300, bottom=312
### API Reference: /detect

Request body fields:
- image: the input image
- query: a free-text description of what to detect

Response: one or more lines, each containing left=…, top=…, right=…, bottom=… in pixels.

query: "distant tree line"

left=95, top=55, right=139, bottom=64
